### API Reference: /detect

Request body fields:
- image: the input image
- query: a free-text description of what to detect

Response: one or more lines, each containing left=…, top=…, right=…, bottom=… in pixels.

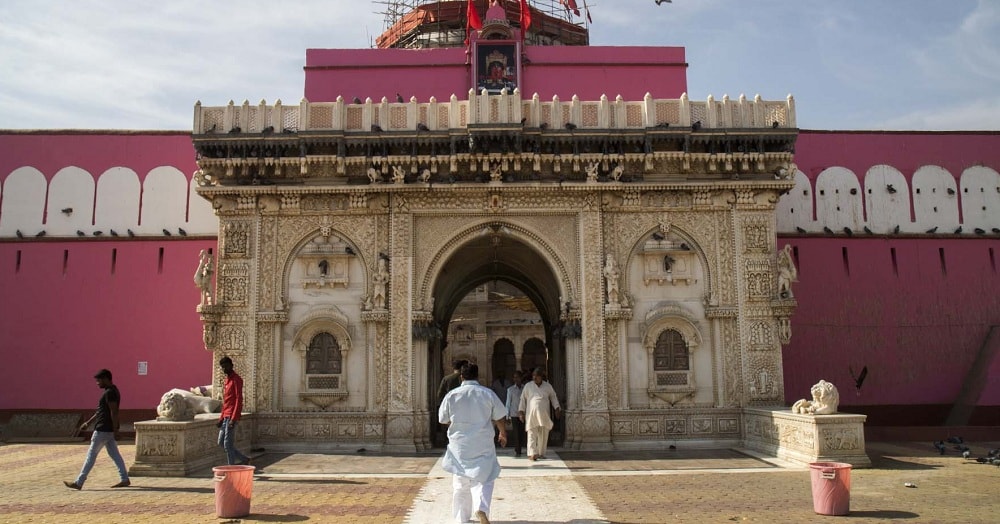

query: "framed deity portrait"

left=472, top=41, right=521, bottom=95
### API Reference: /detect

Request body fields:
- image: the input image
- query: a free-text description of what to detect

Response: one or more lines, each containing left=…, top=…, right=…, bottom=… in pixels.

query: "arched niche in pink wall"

left=959, top=166, right=1000, bottom=231
left=776, top=169, right=812, bottom=233
left=186, top=176, right=218, bottom=235
left=815, top=167, right=863, bottom=231
left=46, top=167, right=95, bottom=236
left=139, top=166, right=187, bottom=235
left=96, top=167, right=141, bottom=232
left=864, top=165, right=911, bottom=234
left=912, top=166, right=958, bottom=231
left=0, top=167, right=46, bottom=235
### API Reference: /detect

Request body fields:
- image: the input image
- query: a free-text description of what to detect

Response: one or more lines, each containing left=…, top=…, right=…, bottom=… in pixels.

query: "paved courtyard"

left=0, top=440, right=998, bottom=523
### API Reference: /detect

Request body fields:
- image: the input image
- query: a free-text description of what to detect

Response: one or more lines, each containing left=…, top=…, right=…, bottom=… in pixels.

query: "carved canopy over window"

left=653, top=329, right=689, bottom=371
left=306, top=332, right=342, bottom=375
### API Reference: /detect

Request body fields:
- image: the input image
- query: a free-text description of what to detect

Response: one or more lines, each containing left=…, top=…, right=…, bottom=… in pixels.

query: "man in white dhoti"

left=439, top=363, right=508, bottom=524
left=518, top=367, right=561, bottom=461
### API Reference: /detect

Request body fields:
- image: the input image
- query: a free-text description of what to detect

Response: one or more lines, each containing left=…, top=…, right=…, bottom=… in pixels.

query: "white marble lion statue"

left=791, top=380, right=840, bottom=415
left=156, top=391, right=194, bottom=421
left=155, top=388, right=221, bottom=421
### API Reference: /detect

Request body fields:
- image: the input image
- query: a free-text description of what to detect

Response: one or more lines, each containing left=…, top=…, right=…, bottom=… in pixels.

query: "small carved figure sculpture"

left=367, top=167, right=381, bottom=184
left=418, top=168, right=432, bottom=183
left=603, top=254, right=620, bottom=305
left=489, top=162, right=502, bottom=182
left=585, top=162, right=599, bottom=183
left=194, top=250, right=214, bottom=306
left=777, top=244, right=798, bottom=298
left=791, top=380, right=840, bottom=415
left=202, top=322, right=217, bottom=348
left=372, top=258, right=390, bottom=310
left=610, top=164, right=625, bottom=181
left=392, top=165, right=406, bottom=184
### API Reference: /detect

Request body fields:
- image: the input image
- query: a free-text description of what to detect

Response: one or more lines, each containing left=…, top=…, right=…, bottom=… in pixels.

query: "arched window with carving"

left=306, top=332, right=342, bottom=375
left=653, top=329, right=688, bottom=371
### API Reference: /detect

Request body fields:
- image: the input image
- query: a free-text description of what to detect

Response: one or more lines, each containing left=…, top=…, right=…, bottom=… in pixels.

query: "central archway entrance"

left=426, top=226, right=566, bottom=447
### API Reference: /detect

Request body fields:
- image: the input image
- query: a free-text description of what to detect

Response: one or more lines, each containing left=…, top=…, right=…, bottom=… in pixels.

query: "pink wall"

left=1, top=132, right=211, bottom=411
left=795, top=131, right=1000, bottom=181
left=304, top=46, right=687, bottom=103
left=0, top=240, right=216, bottom=410
left=781, top=237, right=1000, bottom=407
left=0, top=132, right=195, bottom=183
left=783, top=131, right=1000, bottom=422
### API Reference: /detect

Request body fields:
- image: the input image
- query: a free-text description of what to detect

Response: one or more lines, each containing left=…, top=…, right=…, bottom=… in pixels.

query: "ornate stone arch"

left=418, top=219, right=575, bottom=313
left=622, top=223, right=714, bottom=304
left=279, top=227, right=370, bottom=308
left=642, top=303, right=703, bottom=405
left=289, top=307, right=353, bottom=408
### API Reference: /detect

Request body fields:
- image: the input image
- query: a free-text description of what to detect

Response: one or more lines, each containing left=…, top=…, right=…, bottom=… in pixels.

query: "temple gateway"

left=131, top=2, right=871, bottom=474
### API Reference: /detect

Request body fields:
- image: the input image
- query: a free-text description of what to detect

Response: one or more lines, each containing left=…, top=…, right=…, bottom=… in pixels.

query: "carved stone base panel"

left=608, top=408, right=742, bottom=448
left=384, top=412, right=417, bottom=452
left=743, top=408, right=871, bottom=468
left=130, top=415, right=252, bottom=477
left=566, top=410, right=612, bottom=449
left=253, top=413, right=388, bottom=452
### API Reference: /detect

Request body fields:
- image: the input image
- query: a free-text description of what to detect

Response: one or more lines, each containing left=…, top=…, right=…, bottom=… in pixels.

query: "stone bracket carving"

left=197, top=304, right=225, bottom=351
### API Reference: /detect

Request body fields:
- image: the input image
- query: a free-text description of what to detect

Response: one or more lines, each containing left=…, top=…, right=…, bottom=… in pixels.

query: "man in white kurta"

left=439, top=363, right=508, bottom=524
left=517, top=368, right=561, bottom=460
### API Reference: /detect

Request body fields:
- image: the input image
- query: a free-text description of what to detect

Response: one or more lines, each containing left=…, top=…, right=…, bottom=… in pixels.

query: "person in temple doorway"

left=505, top=370, right=527, bottom=457
left=438, top=359, right=468, bottom=402
left=518, top=367, right=561, bottom=461
left=490, top=371, right=511, bottom=405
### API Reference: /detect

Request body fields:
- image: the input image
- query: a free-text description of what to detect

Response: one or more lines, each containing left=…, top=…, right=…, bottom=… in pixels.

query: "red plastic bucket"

left=213, top=465, right=256, bottom=518
left=808, top=462, right=852, bottom=516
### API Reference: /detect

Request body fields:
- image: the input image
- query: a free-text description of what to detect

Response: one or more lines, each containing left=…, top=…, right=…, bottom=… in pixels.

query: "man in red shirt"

left=218, top=357, right=250, bottom=465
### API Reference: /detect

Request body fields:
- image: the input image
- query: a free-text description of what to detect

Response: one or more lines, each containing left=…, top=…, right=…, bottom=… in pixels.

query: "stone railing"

left=193, top=91, right=796, bottom=135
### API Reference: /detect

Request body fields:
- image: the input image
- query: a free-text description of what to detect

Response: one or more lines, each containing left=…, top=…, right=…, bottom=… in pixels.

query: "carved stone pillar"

left=385, top=207, right=415, bottom=450
left=254, top=311, right=287, bottom=412
left=575, top=205, right=612, bottom=447
left=604, top=306, right=632, bottom=411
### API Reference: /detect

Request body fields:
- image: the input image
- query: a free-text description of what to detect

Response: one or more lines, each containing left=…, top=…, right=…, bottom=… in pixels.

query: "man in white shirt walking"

left=439, top=363, right=508, bottom=524
left=518, top=367, right=561, bottom=461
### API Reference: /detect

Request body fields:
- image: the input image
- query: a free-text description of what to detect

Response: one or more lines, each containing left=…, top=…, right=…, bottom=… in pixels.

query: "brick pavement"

left=0, top=443, right=424, bottom=523
left=1, top=440, right=998, bottom=523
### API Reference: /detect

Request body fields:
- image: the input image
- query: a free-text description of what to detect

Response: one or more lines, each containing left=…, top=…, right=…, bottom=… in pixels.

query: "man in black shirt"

left=64, top=369, right=130, bottom=490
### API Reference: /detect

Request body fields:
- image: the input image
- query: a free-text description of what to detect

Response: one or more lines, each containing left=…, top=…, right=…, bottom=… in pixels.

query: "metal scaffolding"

left=373, top=0, right=590, bottom=49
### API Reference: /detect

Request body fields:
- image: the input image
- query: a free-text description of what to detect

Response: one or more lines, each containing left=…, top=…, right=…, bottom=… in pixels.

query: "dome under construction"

left=374, top=0, right=590, bottom=49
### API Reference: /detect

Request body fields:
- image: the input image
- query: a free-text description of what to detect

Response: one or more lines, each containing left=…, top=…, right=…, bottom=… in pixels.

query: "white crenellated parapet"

left=776, top=165, right=1000, bottom=235
left=192, top=92, right=797, bottom=134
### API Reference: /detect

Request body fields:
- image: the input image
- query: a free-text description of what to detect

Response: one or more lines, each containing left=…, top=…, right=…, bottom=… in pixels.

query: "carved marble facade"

left=181, top=93, right=799, bottom=452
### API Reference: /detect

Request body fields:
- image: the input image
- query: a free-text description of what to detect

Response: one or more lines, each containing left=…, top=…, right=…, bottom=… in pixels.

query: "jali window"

left=653, top=329, right=688, bottom=371
left=306, top=333, right=342, bottom=375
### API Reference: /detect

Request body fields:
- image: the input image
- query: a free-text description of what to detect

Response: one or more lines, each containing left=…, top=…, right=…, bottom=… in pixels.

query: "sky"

left=1, top=0, right=998, bottom=131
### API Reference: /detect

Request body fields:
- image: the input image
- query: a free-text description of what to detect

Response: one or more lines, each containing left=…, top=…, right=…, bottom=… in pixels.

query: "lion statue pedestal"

left=742, top=380, right=870, bottom=468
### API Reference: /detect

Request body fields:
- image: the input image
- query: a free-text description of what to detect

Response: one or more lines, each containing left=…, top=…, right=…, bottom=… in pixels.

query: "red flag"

left=583, top=0, right=592, bottom=23
left=519, top=0, right=532, bottom=39
left=465, top=0, right=483, bottom=46
left=467, top=0, right=483, bottom=30
left=560, top=0, right=581, bottom=17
